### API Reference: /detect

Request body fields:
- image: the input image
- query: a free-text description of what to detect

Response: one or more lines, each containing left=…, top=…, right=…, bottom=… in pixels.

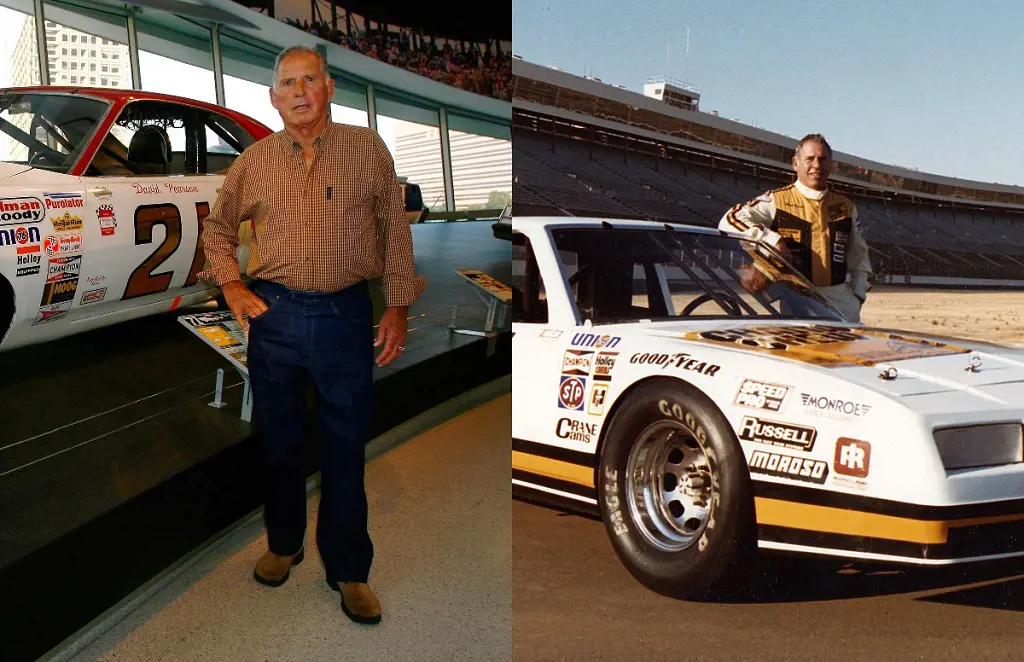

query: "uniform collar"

left=794, top=179, right=827, bottom=200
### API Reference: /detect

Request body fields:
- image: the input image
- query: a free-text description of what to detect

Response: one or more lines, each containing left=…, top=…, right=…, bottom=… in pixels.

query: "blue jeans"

left=247, top=278, right=374, bottom=583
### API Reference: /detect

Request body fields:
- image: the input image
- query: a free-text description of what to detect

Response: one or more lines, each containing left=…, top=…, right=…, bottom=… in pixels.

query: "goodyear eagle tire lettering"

left=597, top=379, right=756, bottom=600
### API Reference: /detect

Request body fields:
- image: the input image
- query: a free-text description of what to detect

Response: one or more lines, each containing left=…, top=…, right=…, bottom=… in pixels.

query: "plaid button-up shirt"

left=198, top=121, right=418, bottom=307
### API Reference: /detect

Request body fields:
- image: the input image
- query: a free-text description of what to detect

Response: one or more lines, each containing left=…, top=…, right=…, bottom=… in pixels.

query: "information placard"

left=177, top=310, right=249, bottom=373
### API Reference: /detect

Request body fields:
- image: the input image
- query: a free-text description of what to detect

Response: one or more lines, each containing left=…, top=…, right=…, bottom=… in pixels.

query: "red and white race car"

left=0, top=86, right=273, bottom=352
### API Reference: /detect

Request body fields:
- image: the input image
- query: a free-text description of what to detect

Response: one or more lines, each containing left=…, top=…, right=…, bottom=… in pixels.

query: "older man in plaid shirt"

left=199, top=45, right=422, bottom=625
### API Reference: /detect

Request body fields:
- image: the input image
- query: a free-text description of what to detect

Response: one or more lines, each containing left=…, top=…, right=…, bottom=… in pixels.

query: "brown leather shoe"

left=253, top=547, right=304, bottom=587
left=328, top=580, right=382, bottom=624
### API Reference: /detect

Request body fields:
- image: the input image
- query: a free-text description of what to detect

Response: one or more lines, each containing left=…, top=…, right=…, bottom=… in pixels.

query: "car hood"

left=0, top=162, right=35, bottom=179
left=635, top=321, right=1024, bottom=401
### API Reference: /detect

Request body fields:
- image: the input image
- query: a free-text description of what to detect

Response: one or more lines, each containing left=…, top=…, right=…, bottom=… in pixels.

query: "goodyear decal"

left=682, top=324, right=969, bottom=367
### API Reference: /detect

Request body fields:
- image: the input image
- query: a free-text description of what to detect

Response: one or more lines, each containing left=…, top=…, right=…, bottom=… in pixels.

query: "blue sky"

left=512, top=0, right=1024, bottom=187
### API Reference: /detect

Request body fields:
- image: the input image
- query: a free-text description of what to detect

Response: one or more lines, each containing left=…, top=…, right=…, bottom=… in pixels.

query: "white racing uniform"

left=719, top=179, right=872, bottom=322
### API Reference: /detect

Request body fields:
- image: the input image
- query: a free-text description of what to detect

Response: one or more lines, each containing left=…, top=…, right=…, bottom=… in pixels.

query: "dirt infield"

left=860, top=286, right=1024, bottom=345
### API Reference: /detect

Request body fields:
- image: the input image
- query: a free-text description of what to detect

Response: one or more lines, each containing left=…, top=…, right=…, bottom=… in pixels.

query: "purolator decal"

left=44, top=192, right=84, bottom=210
left=0, top=196, right=44, bottom=225
left=683, top=324, right=969, bottom=367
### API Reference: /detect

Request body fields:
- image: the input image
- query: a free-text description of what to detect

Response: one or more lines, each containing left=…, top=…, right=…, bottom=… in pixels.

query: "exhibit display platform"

left=0, top=221, right=510, bottom=662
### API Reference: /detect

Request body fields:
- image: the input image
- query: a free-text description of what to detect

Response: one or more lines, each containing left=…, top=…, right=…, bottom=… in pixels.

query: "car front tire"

left=597, top=378, right=757, bottom=600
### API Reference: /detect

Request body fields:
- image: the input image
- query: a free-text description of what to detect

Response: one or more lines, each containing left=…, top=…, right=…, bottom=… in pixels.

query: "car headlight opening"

left=933, top=423, right=1024, bottom=470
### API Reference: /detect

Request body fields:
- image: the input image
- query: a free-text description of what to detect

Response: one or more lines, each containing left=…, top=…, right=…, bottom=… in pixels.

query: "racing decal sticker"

left=561, top=349, right=593, bottom=376
left=834, top=437, right=871, bottom=479
left=832, top=230, right=848, bottom=264
left=50, top=211, right=83, bottom=233
left=86, top=274, right=106, bottom=287
left=44, top=192, right=84, bottom=211
left=558, top=375, right=586, bottom=411
left=683, top=324, right=970, bottom=367
left=32, top=301, right=72, bottom=325
left=80, top=288, right=107, bottom=305
left=570, top=332, right=621, bottom=349
left=539, top=329, right=563, bottom=339
left=0, top=196, right=44, bottom=225
left=555, top=417, right=598, bottom=444
left=42, top=233, right=83, bottom=257
left=96, top=205, right=117, bottom=236
left=40, top=273, right=79, bottom=307
left=800, top=392, right=871, bottom=420
left=589, top=383, right=608, bottom=416
left=734, top=379, right=790, bottom=411
left=46, top=255, right=81, bottom=282
left=738, top=416, right=817, bottom=452
left=592, top=352, right=618, bottom=381
left=629, top=351, right=721, bottom=377
left=0, top=224, right=40, bottom=247
left=748, top=449, right=829, bottom=484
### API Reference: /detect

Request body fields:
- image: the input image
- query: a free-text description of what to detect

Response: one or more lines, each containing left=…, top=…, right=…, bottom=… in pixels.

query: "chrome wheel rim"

left=625, top=419, right=715, bottom=552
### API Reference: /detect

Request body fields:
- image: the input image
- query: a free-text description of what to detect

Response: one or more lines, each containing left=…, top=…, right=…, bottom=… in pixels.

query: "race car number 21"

left=123, top=201, right=210, bottom=300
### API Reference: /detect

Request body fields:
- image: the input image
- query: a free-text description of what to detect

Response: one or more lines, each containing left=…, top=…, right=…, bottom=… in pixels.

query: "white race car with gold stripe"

left=511, top=216, right=1024, bottom=600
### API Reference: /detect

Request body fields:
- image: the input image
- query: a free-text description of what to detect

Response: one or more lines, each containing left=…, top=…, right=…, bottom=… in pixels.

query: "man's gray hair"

left=273, top=45, right=329, bottom=84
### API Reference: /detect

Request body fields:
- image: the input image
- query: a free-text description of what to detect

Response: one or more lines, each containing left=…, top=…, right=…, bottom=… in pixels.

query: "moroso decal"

left=738, top=416, right=816, bottom=451
left=0, top=196, right=44, bottom=225
left=684, top=324, right=969, bottom=367
left=749, top=449, right=828, bottom=484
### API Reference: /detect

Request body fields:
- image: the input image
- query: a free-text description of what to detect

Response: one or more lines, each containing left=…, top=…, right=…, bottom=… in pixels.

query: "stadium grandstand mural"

left=511, top=58, right=1024, bottom=285
left=237, top=0, right=510, bottom=101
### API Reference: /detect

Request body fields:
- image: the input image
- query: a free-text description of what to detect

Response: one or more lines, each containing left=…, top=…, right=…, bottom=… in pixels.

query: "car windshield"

left=548, top=225, right=845, bottom=323
left=0, top=92, right=111, bottom=174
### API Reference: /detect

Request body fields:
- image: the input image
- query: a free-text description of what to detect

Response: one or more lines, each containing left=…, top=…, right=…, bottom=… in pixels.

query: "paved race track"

left=513, top=500, right=1024, bottom=662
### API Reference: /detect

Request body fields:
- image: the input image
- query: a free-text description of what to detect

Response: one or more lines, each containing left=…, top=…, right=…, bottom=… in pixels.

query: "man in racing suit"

left=718, top=134, right=872, bottom=322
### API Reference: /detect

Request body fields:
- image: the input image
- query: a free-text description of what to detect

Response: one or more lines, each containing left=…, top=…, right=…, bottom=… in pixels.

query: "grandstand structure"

left=511, top=58, right=1024, bottom=286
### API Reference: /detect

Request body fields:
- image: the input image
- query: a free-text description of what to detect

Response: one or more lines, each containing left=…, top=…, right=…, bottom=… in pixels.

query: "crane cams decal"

left=738, top=416, right=817, bottom=452
left=555, top=417, right=597, bottom=444
left=748, top=450, right=829, bottom=484
left=0, top=196, right=44, bottom=225
left=734, top=379, right=790, bottom=411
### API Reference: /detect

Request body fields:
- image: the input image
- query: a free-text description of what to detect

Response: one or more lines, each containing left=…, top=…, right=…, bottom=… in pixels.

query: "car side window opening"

left=0, top=92, right=110, bottom=174
left=512, top=232, right=547, bottom=324
left=548, top=227, right=842, bottom=324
